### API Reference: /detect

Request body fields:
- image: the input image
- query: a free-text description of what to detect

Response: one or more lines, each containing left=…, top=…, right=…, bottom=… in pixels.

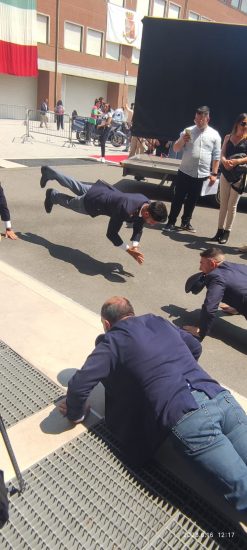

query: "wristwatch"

left=211, top=172, right=218, bottom=176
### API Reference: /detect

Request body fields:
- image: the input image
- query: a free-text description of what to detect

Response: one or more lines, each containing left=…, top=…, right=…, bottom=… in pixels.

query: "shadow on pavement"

left=19, top=232, right=134, bottom=282
left=161, top=304, right=246, bottom=354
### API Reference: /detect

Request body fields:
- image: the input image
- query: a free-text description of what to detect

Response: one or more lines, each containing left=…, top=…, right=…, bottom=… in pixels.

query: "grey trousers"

left=46, top=166, right=92, bottom=214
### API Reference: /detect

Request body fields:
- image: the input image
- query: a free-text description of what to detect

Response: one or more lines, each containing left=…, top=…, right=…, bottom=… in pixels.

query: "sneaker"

left=163, top=223, right=176, bottom=232
left=44, top=189, right=54, bottom=213
left=101, top=157, right=106, bottom=163
left=180, top=223, right=196, bottom=233
left=123, top=148, right=129, bottom=152
left=40, top=166, right=49, bottom=188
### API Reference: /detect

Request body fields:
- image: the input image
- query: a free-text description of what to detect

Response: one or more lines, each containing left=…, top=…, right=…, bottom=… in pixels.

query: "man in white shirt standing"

left=164, top=106, right=221, bottom=233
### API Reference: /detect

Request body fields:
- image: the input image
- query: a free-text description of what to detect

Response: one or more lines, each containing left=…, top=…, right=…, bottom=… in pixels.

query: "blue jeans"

left=171, top=390, right=247, bottom=510
left=45, top=167, right=92, bottom=214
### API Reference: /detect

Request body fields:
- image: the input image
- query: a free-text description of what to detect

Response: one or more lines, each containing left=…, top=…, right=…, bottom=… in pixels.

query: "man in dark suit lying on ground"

left=40, top=166, right=167, bottom=264
left=58, top=295, right=247, bottom=514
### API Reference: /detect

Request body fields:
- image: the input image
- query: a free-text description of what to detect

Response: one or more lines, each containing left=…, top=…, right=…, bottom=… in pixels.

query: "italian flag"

left=0, top=0, right=38, bottom=77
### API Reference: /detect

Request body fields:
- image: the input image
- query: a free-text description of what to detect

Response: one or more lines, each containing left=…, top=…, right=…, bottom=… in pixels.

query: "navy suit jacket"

left=66, top=314, right=222, bottom=465
left=200, top=261, right=247, bottom=338
left=0, top=185, right=10, bottom=222
left=84, top=180, right=150, bottom=246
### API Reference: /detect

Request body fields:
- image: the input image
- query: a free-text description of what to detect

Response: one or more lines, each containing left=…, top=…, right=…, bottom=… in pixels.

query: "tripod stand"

left=0, top=415, right=25, bottom=493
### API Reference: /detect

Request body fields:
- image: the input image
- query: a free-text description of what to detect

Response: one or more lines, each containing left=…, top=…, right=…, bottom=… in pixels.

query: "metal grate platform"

left=1, top=422, right=246, bottom=549
left=0, top=340, right=62, bottom=427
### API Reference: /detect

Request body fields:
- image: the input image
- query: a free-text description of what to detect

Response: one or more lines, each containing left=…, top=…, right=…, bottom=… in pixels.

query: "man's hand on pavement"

left=127, top=246, right=144, bottom=264
left=57, top=398, right=68, bottom=416
left=183, top=325, right=200, bottom=337
left=5, top=229, right=18, bottom=240
left=57, top=398, right=91, bottom=423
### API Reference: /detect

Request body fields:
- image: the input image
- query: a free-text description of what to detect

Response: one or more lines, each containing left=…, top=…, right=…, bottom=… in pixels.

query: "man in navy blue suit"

left=40, top=166, right=167, bottom=264
left=0, top=184, right=17, bottom=240
left=184, top=247, right=247, bottom=339
left=58, top=296, right=247, bottom=512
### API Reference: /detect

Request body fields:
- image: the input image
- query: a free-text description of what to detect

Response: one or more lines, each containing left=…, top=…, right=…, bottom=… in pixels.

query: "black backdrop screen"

left=132, top=18, right=247, bottom=141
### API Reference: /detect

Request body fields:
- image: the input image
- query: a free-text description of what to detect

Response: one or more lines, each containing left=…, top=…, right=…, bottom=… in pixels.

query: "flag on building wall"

left=0, top=0, right=38, bottom=77
left=107, top=3, right=142, bottom=50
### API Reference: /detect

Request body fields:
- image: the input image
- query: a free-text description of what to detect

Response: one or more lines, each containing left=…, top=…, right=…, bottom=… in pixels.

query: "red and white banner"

left=107, top=3, right=142, bottom=50
left=0, top=0, right=38, bottom=77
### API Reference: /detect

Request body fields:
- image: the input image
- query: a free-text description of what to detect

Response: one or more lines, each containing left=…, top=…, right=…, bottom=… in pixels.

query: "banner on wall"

left=0, top=0, right=38, bottom=77
left=107, top=3, right=142, bottom=50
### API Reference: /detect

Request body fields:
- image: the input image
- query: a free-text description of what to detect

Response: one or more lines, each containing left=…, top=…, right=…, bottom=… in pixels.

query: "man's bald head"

left=101, top=296, right=135, bottom=328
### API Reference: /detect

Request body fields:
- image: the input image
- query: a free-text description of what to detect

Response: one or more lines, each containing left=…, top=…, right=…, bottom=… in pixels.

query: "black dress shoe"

left=219, top=230, right=230, bottom=244
left=209, top=228, right=224, bottom=242
left=44, top=189, right=54, bottom=213
left=40, top=166, right=49, bottom=188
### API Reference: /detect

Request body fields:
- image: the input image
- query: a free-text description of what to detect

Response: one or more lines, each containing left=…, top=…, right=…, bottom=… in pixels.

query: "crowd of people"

left=1, top=100, right=247, bottom=530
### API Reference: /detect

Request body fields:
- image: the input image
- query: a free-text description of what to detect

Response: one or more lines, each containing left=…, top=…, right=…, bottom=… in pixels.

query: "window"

left=37, top=14, right=49, bottom=44
left=188, top=11, right=199, bottom=20
left=153, top=0, right=166, bottom=17
left=230, top=0, right=240, bottom=7
left=136, top=0, right=150, bottom=19
left=132, top=47, right=140, bottom=64
left=106, top=41, right=120, bottom=61
left=168, top=3, right=180, bottom=18
left=109, top=0, right=124, bottom=5
left=64, top=22, right=83, bottom=52
left=241, top=0, right=247, bottom=13
left=86, top=29, right=103, bottom=56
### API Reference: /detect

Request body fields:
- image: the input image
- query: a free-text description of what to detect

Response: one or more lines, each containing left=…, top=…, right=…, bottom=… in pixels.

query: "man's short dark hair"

left=196, top=105, right=210, bottom=115
left=148, top=201, right=167, bottom=222
left=101, top=296, right=135, bottom=325
left=200, top=247, right=224, bottom=261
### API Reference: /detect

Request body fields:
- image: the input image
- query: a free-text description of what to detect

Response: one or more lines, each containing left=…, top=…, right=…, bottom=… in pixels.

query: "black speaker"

left=132, top=18, right=247, bottom=141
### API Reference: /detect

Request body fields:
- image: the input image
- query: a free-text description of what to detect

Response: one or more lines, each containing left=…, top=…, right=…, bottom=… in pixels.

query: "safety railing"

left=24, top=109, right=73, bottom=145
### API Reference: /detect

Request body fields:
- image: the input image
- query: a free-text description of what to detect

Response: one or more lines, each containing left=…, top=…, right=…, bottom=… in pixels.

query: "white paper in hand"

left=200, top=178, right=219, bottom=197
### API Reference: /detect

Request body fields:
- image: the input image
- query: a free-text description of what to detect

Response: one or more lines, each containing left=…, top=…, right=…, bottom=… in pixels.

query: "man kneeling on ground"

left=58, top=295, right=247, bottom=513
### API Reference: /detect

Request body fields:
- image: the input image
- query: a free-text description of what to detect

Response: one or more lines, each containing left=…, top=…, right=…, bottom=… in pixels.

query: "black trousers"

left=99, top=126, right=111, bottom=157
left=168, top=170, right=206, bottom=225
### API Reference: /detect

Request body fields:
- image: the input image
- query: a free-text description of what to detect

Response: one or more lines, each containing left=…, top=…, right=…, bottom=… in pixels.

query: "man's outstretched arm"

left=0, top=185, right=18, bottom=239
left=58, top=342, right=112, bottom=422
left=106, top=216, right=144, bottom=264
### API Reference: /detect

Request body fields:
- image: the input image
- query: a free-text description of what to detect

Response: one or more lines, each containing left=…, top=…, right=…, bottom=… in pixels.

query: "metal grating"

left=1, top=422, right=246, bottom=550
left=0, top=340, right=62, bottom=427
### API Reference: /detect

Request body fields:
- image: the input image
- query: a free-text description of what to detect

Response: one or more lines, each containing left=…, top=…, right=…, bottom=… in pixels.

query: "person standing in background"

left=123, top=103, right=134, bottom=153
left=164, top=106, right=221, bottom=233
left=97, top=103, right=113, bottom=163
left=55, top=100, right=65, bottom=131
left=210, top=113, right=247, bottom=245
left=40, top=98, right=49, bottom=128
left=87, top=99, right=101, bottom=145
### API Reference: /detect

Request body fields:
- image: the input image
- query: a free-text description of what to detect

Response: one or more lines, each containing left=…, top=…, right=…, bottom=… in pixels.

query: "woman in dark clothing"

left=211, top=113, right=247, bottom=244
left=55, top=100, right=65, bottom=131
left=97, top=103, right=112, bottom=162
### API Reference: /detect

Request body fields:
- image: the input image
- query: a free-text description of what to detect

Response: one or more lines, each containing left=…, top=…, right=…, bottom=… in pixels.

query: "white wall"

left=0, top=74, right=37, bottom=109
left=62, top=75, right=107, bottom=116
left=128, top=85, right=136, bottom=106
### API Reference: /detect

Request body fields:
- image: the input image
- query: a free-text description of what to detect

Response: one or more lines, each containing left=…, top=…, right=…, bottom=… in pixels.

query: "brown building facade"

left=0, top=0, right=246, bottom=115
